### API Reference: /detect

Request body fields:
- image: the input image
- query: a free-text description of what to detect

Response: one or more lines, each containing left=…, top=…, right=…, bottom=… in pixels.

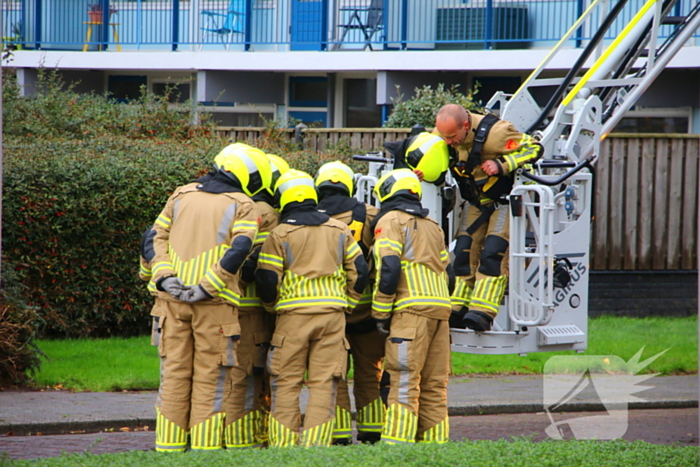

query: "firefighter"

left=314, top=161, right=383, bottom=445
left=255, top=169, right=369, bottom=447
left=149, top=144, right=271, bottom=452
left=223, top=153, right=290, bottom=449
left=371, top=169, right=453, bottom=444
left=434, top=103, right=542, bottom=331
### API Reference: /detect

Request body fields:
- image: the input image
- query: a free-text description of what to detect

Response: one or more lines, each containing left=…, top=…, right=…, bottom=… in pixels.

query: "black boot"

left=332, top=438, right=352, bottom=446
left=462, top=310, right=493, bottom=332
left=449, top=307, right=469, bottom=329
left=357, top=432, right=381, bottom=444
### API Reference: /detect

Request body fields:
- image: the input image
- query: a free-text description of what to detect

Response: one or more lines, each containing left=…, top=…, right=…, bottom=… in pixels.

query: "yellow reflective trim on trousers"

left=269, top=415, right=299, bottom=447
left=224, top=409, right=264, bottom=448
left=382, top=404, right=417, bottom=444
left=451, top=281, right=472, bottom=307
left=155, top=407, right=188, bottom=452
left=190, top=412, right=225, bottom=450
left=471, top=275, right=507, bottom=313
left=301, top=418, right=334, bottom=447
left=357, top=398, right=384, bottom=431
left=421, top=417, right=449, bottom=443
left=333, top=406, right=353, bottom=438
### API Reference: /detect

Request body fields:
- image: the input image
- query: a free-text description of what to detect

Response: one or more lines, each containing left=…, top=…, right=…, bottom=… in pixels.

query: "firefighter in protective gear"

left=371, top=169, right=453, bottom=444
left=149, top=144, right=271, bottom=452
left=384, top=131, right=450, bottom=185
left=223, top=153, right=290, bottom=449
left=434, top=104, right=542, bottom=331
left=315, top=161, right=384, bottom=445
left=255, top=170, right=369, bottom=447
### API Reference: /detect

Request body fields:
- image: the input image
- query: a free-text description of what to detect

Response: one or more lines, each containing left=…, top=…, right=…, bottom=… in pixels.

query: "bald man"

left=434, top=104, right=542, bottom=331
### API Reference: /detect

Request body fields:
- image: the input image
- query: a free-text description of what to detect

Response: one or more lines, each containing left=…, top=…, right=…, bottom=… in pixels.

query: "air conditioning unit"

left=436, top=6, right=530, bottom=50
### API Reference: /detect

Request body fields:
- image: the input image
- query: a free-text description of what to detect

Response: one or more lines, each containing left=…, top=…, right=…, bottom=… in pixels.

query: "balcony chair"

left=201, top=0, right=245, bottom=50
left=336, top=0, right=384, bottom=50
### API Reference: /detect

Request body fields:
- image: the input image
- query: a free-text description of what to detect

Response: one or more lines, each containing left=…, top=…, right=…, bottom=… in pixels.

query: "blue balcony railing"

left=2, top=0, right=698, bottom=52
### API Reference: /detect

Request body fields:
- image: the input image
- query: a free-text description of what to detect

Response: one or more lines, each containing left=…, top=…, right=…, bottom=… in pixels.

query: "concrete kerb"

left=2, top=399, right=697, bottom=437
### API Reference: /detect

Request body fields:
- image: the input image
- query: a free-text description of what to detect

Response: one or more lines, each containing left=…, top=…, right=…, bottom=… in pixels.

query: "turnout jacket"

left=238, top=200, right=281, bottom=312
left=318, top=196, right=379, bottom=324
left=372, top=210, right=451, bottom=321
left=256, top=214, right=368, bottom=314
left=434, top=112, right=542, bottom=204
left=150, top=182, right=259, bottom=306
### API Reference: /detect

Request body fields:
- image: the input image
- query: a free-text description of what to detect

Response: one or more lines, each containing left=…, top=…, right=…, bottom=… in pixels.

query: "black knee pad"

left=453, top=235, right=473, bottom=276
left=479, top=235, right=509, bottom=277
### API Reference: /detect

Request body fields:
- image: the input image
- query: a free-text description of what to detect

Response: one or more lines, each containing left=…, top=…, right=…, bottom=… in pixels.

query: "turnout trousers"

left=267, top=311, right=349, bottom=447
left=152, top=300, right=240, bottom=452
left=451, top=203, right=509, bottom=318
left=334, top=325, right=386, bottom=442
left=381, top=312, right=450, bottom=444
left=223, top=309, right=271, bottom=448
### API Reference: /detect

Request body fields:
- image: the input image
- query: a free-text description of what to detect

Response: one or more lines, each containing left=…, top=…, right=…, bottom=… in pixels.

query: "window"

left=108, top=75, right=147, bottom=102
left=289, top=77, right=328, bottom=107
left=344, top=78, right=381, bottom=128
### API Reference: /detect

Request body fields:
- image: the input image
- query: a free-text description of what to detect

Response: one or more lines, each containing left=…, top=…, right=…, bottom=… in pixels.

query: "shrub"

left=384, top=83, right=483, bottom=128
left=1, top=72, right=359, bottom=338
left=0, top=261, right=44, bottom=387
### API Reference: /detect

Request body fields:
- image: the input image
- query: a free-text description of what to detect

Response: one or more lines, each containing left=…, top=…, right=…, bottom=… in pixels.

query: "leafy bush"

left=2, top=70, right=226, bottom=337
left=2, top=71, right=358, bottom=338
left=0, top=261, right=44, bottom=387
left=384, top=83, right=483, bottom=128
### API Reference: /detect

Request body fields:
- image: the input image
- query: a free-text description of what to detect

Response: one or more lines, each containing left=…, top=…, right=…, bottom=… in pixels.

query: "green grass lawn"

left=32, top=316, right=697, bottom=392
left=451, top=315, right=698, bottom=376
left=3, top=439, right=698, bottom=467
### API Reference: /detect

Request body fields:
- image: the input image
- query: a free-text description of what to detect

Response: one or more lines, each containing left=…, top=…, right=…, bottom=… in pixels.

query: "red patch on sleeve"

left=505, top=139, right=518, bottom=150
left=257, top=217, right=262, bottom=226
left=375, top=228, right=382, bottom=236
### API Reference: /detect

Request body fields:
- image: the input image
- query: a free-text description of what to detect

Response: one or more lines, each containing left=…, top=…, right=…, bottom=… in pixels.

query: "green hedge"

left=3, top=137, right=224, bottom=337
left=2, top=71, right=359, bottom=338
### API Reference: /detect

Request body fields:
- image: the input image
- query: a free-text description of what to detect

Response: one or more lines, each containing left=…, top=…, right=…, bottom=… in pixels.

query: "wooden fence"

left=217, top=128, right=699, bottom=271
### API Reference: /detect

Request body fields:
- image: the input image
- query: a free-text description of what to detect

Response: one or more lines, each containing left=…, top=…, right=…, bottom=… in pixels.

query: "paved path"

left=1, top=375, right=696, bottom=436
left=0, top=409, right=696, bottom=459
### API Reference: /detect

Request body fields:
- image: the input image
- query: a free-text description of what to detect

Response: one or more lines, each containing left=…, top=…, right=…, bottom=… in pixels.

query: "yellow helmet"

left=267, top=154, right=290, bottom=195
left=213, top=142, right=252, bottom=170
left=314, top=161, right=354, bottom=196
left=373, top=169, right=422, bottom=203
left=275, top=169, right=318, bottom=211
left=404, top=132, right=449, bottom=183
left=215, top=144, right=273, bottom=197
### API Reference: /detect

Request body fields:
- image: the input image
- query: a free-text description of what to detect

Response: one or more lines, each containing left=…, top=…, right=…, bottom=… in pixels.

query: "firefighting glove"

left=375, top=319, right=390, bottom=336
left=160, top=277, right=188, bottom=300
left=179, top=285, right=212, bottom=303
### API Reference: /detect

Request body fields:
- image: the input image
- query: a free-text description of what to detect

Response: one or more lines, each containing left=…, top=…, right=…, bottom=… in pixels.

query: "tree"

left=384, top=83, right=483, bottom=129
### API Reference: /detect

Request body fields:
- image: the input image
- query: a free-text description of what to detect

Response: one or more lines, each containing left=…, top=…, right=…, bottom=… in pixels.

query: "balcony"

left=2, top=0, right=698, bottom=53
